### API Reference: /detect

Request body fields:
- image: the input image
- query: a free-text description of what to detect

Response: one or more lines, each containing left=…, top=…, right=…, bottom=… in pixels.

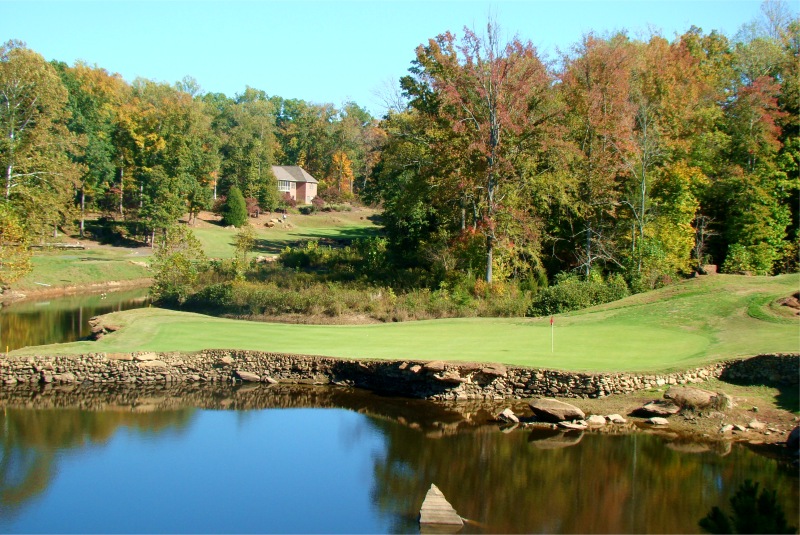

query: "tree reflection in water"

left=0, top=385, right=796, bottom=533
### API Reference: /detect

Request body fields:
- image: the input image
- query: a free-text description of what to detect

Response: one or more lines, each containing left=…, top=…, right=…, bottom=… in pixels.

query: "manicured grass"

left=12, top=247, right=152, bottom=292
left=8, top=209, right=381, bottom=293
left=16, top=274, right=799, bottom=373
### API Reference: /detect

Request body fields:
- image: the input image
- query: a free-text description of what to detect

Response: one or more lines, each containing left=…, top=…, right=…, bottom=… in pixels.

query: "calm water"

left=0, top=385, right=797, bottom=534
left=0, top=288, right=150, bottom=352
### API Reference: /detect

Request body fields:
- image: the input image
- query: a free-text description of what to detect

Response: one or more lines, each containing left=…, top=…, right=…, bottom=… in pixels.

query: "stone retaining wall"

left=1, top=351, right=797, bottom=401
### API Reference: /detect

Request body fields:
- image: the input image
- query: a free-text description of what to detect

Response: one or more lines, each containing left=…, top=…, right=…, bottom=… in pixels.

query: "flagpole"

left=550, top=316, right=554, bottom=353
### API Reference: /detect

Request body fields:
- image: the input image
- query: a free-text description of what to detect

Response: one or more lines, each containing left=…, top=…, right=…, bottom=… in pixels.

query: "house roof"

left=271, top=165, right=318, bottom=184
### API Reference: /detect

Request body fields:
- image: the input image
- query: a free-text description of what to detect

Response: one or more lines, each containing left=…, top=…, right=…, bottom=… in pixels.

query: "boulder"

left=529, top=398, right=585, bottom=423
left=586, top=415, right=607, bottom=426
left=423, top=361, right=447, bottom=373
left=637, top=401, right=681, bottom=416
left=648, top=417, right=670, bottom=426
left=216, top=356, right=234, bottom=366
left=134, top=352, right=159, bottom=362
left=607, top=414, right=627, bottom=424
left=664, top=386, right=716, bottom=409
left=720, top=424, right=734, bottom=434
left=480, top=363, right=507, bottom=377
left=496, top=408, right=519, bottom=424
left=787, top=426, right=799, bottom=451
left=235, top=371, right=260, bottom=382
left=747, top=420, right=767, bottom=430
left=262, top=375, right=279, bottom=385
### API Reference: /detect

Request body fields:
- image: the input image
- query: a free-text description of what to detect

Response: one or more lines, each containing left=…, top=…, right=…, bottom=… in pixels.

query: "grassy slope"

left=9, top=209, right=380, bottom=292
left=15, top=273, right=799, bottom=373
left=193, top=209, right=380, bottom=258
left=12, top=247, right=152, bottom=292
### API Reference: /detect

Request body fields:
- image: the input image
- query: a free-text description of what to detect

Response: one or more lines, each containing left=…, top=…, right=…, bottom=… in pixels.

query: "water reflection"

left=0, top=385, right=796, bottom=534
left=0, top=288, right=150, bottom=351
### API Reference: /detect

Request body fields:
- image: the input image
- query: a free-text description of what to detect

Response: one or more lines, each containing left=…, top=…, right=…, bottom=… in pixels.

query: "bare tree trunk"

left=80, top=186, right=85, bottom=238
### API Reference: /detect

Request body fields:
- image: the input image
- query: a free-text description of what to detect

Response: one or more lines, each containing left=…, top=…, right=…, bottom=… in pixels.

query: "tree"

left=0, top=41, right=80, bottom=239
left=150, top=224, right=206, bottom=304
left=0, top=204, right=30, bottom=288
left=222, top=185, right=247, bottom=227
left=699, top=480, right=796, bottom=534
left=559, top=34, right=635, bottom=276
left=410, top=22, right=557, bottom=283
left=232, top=223, right=256, bottom=280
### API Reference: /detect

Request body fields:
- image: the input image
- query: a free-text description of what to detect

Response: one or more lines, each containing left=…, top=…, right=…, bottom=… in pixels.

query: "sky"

left=1, top=0, right=772, bottom=116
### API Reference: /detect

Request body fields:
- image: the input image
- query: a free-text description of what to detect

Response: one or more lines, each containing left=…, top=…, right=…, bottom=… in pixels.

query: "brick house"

left=271, top=165, right=318, bottom=204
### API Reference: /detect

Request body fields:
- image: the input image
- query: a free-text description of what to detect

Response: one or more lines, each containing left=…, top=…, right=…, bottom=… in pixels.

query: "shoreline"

left=0, top=277, right=152, bottom=305
left=2, top=350, right=797, bottom=447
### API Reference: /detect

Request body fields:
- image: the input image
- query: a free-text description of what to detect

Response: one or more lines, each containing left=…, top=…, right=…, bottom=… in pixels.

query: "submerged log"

left=419, top=483, right=463, bottom=533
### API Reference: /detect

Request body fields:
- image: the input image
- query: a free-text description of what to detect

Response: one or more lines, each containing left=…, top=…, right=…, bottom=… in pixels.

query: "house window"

left=278, top=180, right=291, bottom=192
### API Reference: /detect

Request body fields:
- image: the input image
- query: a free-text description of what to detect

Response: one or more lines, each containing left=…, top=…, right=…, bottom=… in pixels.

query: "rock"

left=134, top=352, right=159, bottom=361
left=720, top=424, right=734, bottom=434
left=558, top=420, right=588, bottom=430
left=607, top=414, right=627, bottom=424
left=529, top=398, right=585, bottom=423
left=216, top=356, right=234, bottom=366
left=497, top=408, right=519, bottom=424
left=423, top=361, right=447, bottom=373
left=54, top=372, right=76, bottom=383
left=433, top=370, right=466, bottom=384
left=235, top=371, right=260, bottom=382
left=586, top=415, right=607, bottom=426
left=419, top=484, right=463, bottom=530
left=747, top=420, right=767, bottom=430
left=648, top=417, right=670, bottom=426
left=262, top=375, right=279, bottom=385
left=664, top=386, right=716, bottom=409
left=480, top=363, right=507, bottom=377
left=734, top=424, right=747, bottom=432
left=137, top=360, right=168, bottom=369
left=787, top=426, right=800, bottom=451
left=637, top=401, right=681, bottom=416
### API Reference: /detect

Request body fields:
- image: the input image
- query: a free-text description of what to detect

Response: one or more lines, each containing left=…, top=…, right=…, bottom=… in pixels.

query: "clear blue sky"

left=2, top=0, right=769, bottom=116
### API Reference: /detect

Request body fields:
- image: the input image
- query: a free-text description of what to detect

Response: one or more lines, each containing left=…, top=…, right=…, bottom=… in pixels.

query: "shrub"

left=527, top=273, right=630, bottom=316
left=222, top=187, right=248, bottom=227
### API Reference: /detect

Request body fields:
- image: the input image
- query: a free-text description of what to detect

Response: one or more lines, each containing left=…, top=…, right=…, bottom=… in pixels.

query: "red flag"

left=550, top=316, right=554, bottom=326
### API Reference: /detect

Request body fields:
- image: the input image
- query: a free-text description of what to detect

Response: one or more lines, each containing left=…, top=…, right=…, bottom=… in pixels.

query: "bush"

left=222, top=187, right=247, bottom=227
left=527, top=273, right=629, bottom=316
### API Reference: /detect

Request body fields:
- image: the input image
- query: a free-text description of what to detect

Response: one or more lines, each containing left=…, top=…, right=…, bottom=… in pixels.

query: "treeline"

left=0, top=38, right=382, bottom=248
left=1, top=1, right=798, bottom=291
left=368, top=5, right=799, bottom=290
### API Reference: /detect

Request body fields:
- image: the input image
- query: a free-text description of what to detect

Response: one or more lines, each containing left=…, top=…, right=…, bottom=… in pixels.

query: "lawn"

left=192, top=208, right=381, bottom=258
left=16, top=273, right=799, bottom=373
left=8, top=209, right=381, bottom=293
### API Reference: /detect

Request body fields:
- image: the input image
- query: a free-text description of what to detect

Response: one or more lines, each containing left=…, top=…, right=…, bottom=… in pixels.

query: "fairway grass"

left=15, top=273, right=800, bottom=373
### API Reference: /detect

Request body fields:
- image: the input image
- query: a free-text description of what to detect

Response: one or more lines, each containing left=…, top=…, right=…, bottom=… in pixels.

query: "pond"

left=0, top=384, right=796, bottom=534
left=0, top=288, right=150, bottom=352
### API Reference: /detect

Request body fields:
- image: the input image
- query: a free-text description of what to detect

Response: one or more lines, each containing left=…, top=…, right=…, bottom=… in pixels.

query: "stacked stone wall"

left=0, top=351, right=796, bottom=401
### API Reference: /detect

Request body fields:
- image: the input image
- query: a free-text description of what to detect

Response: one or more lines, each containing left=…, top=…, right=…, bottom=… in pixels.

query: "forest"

left=1, top=1, right=798, bottom=302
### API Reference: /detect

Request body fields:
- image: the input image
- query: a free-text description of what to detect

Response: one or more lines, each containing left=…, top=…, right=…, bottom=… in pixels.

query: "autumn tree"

left=559, top=34, right=634, bottom=276
left=0, top=41, right=80, bottom=240
left=410, top=22, right=557, bottom=283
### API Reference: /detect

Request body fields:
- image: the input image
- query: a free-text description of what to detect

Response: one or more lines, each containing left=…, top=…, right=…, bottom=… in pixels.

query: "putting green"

left=15, top=273, right=799, bottom=373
